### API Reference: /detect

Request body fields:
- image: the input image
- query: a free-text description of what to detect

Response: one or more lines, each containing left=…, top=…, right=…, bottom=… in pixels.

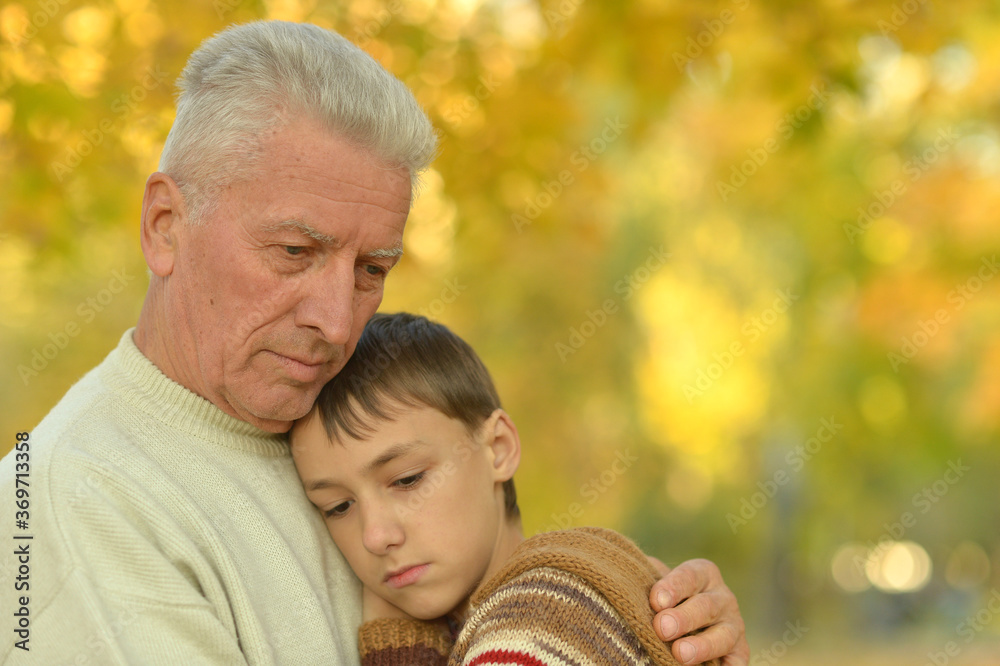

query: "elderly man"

left=0, top=21, right=747, bottom=665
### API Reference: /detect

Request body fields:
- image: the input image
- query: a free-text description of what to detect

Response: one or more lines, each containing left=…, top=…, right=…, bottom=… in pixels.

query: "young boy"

left=290, top=313, right=717, bottom=666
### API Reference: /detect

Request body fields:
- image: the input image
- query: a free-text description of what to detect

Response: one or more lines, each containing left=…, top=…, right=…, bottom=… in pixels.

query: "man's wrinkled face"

left=168, top=119, right=411, bottom=431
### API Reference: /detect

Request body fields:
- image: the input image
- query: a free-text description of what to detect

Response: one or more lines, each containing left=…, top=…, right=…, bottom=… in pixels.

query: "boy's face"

left=290, top=401, right=518, bottom=620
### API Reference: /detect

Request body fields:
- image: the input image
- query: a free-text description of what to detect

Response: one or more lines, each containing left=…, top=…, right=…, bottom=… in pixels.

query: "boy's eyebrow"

left=362, top=441, right=426, bottom=477
left=302, top=440, right=427, bottom=493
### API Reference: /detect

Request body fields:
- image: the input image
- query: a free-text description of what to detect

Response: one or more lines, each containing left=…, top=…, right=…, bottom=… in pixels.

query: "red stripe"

left=467, top=649, right=548, bottom=666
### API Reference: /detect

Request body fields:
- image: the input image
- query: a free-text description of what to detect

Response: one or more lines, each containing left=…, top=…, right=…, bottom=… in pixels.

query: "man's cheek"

left=298, top=383, right=326, bottom=410
left=326, top=356, right=350, bottom=381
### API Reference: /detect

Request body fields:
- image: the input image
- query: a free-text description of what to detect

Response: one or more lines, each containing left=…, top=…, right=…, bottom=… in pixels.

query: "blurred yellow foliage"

left=2, top=0, right=999, bottom=656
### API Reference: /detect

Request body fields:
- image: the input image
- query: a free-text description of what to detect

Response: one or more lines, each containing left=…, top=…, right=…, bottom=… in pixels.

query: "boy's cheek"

left=335, top=538, right=374, bottom=585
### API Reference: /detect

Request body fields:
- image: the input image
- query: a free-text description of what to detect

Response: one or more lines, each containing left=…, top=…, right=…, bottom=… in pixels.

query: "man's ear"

left=140, top=172, right=188, bottom=277
left=483, top=409, right=521, bottom=483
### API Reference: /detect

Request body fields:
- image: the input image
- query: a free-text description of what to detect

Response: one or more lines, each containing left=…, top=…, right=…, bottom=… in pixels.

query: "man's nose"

left=294, top=260, right=355, bottom=345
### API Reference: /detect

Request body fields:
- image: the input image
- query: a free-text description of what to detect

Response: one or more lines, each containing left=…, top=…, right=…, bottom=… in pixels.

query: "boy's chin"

left=396, top=597, right=459, bottom=621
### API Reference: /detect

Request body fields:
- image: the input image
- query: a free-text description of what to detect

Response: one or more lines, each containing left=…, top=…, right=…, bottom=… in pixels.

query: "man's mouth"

left=280, top=352, right=329, bottom=366
left=267, top=350, right=332, bottom=383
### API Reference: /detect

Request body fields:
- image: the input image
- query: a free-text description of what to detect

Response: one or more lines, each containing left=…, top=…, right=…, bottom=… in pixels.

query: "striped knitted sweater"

left=359, top=526, right=719, bottom=665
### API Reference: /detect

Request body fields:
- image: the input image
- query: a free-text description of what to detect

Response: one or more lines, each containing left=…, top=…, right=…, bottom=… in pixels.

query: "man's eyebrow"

left=263, top=219, right=338, bottom=245
left=263, top=219, right=403, bottom=258
left=365, top=245, right=404, bottom=259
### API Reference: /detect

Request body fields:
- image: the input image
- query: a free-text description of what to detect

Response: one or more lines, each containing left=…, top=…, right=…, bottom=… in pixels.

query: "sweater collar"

left=103, top=328, right=289, bottom=455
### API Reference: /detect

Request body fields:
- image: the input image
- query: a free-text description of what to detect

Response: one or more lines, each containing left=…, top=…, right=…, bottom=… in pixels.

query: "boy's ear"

left=140, top=172, right=189, bottom=277
left=483, top=409, right=521, bottom=482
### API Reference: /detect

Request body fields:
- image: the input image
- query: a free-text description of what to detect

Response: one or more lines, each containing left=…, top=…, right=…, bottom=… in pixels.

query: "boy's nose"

left=361, top=505, right=404, bottom=555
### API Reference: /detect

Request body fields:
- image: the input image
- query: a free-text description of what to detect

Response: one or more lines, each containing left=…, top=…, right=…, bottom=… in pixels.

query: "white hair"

left=158, top=21, right=438, bottom=222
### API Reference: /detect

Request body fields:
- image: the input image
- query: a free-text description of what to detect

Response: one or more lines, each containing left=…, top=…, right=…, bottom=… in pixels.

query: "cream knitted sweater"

left=0, top=329, right=361, bottom=664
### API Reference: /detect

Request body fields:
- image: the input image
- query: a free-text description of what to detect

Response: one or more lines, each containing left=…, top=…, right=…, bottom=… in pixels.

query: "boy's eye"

left=324, top=500, right=353, bottom=518
left=393, top=472, right=424, bottom=489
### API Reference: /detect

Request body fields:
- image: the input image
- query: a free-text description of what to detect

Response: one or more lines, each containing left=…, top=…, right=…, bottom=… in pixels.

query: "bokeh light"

left=945, top=541, right=991, bottom=589
left=865, top=541, right=933, bottom=593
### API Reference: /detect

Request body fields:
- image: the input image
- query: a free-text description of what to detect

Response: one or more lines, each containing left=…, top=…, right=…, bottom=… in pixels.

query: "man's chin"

left=233, top=385, right=325, bottom=432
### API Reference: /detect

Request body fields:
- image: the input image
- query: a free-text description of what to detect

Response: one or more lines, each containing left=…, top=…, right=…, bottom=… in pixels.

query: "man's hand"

left=647, top=557, right=749, bottom=666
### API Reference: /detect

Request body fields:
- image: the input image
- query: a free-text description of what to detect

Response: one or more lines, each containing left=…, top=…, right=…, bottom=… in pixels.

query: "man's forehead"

left=263, top=118, right=414, bottom=202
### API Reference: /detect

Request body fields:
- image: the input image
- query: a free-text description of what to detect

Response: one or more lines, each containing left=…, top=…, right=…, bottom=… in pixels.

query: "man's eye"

left=364, top=264, right=384, bottom=276
left=393, top=472, right=424, bottom=489
left=284, top=246, right=305, bottom=256
left=324, top=500, right=353, bottom=518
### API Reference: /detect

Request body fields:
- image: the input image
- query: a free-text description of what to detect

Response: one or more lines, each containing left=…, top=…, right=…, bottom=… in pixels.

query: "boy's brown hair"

left=314, top=312, right=519, bottom=519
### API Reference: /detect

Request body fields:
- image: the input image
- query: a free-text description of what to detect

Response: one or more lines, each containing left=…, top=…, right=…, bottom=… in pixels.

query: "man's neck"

left=134, top=289, right=194, bottom=395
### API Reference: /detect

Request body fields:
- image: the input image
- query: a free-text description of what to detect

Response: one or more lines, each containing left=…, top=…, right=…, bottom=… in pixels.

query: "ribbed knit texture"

left=0, top=329, right=362, bottom=665
left=358, top=527, right=719, bottom=666
left=359, top=617, right=453, bottom=665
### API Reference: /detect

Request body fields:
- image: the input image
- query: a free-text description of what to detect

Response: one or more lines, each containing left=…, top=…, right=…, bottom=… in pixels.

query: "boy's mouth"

left=384, top=563, right=429, bottom=589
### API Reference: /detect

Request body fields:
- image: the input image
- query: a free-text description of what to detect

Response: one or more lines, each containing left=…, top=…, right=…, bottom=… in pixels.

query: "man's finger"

left=721, top=651, right=751, bottom=666
left=647, top=554, right=672, bottom=579
left=650, top=557, right=717, bottom=611
left=654, top=592, right=720, bottom=641
left=647, top=557, right=748, bottom=664
left=669, top=621, right=746, bottom=665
